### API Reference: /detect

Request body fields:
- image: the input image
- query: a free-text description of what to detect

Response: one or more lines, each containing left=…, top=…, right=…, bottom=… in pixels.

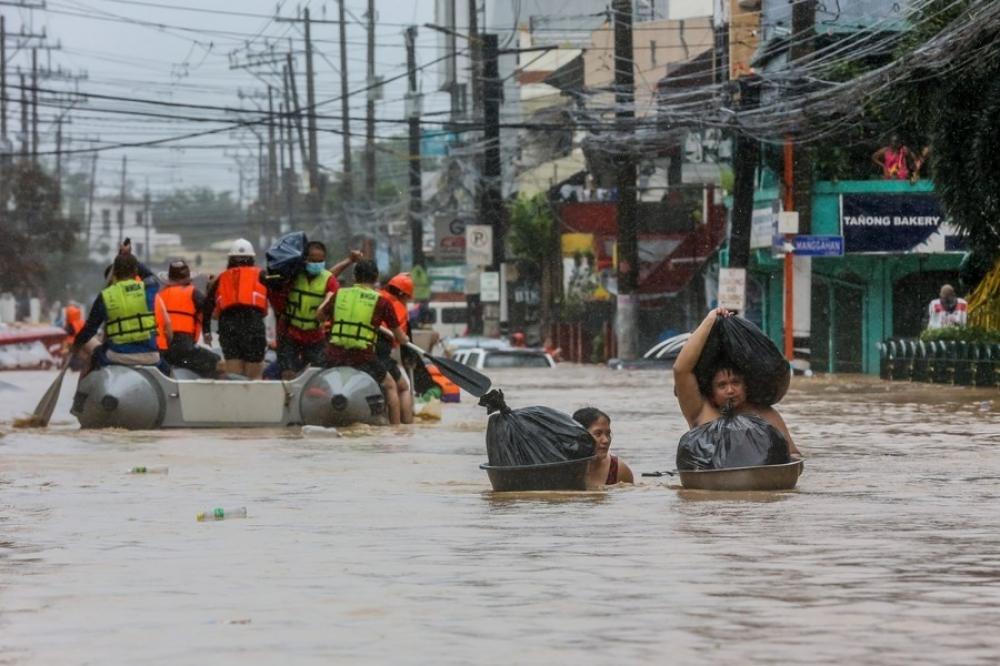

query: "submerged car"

left=607, top=333, right=691, bottom=370
left=453, top=348, right=556, bottom=370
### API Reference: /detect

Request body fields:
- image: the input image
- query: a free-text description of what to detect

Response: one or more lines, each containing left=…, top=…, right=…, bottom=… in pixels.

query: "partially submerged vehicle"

left=678, top=459, right=804, bottom=491
left=608, top=333, right=691, bottom=370
left=71, top=365, right=385, bottom=430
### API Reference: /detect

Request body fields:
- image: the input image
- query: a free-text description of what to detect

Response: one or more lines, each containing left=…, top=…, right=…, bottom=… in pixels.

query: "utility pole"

left=143, top=183, right=150, bottom=263
left=1, top=14, right=6, bottom=146
left=364, top=0, right=376, bottom=206
left=117, top=154, right=127, bottom=246
left=781, top=0, right=817, bottom=364
left=85, top=152, right=97, bottom=249
left=285, top=55, right=308, bottom=173
left=282, top=102, right=295, bottom=227
left=336, top=1, right=353, bottom=203
left=18, top=72, right=25, bottom=159
left=728, top=75, right=760, bottom=272
left=467, top=0, right=480, bottom=113
left=613, top=0, right=639, bottom=359
left=405, top=26, right=424, bottom=268
left=481, top=32, right=504, bottom=336
left=30, top=47, right=37, bottom=163
left=54, top=115, right=61, bottom=197
left=1, top=14, right=7, bottom=226
left=303, top=8, right=322, bottom=209
left=267, top=85, right=278, bottom=242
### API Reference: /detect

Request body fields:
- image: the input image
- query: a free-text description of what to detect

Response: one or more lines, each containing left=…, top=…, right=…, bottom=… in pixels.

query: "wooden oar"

left=27, top=359, right=70, bottom=427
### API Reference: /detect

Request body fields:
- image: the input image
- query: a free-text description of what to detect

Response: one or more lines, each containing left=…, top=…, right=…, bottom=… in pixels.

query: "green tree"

left=894, top=0, right=1000, bottom=284
left=508, top=193, right=560, bottom=328
left=0, top=161, right=81, bottom=295
left=152, top=187, right=245, bottom=248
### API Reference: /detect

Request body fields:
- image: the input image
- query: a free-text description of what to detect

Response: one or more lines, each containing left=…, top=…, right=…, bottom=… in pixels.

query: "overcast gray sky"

left=4, top=0, right=456, bottom=200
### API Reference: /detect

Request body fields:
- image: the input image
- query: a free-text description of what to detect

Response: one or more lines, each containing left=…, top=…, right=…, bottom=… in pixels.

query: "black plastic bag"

left=693, top=315, right=790, bottom=406
left=676, top=413, right=790, bottom=470
left=265, top=232, right=308, bottom=281
left=479, top=389, right=595, bottom=466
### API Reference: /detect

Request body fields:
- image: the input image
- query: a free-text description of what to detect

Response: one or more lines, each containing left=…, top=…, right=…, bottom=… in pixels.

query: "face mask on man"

left=942, top=296, right=957, bottom=311
left=305, top=261, right=326, bottom=276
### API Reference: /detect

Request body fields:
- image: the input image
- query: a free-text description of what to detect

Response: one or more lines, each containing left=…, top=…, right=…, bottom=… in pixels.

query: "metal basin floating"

left=480, top=456, right=596, bottom=492
left=679, top=459, right=804, bottom=491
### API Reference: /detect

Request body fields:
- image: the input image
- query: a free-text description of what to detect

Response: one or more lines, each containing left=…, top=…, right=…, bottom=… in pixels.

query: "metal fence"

left=878, top=339, right=999, bottom=387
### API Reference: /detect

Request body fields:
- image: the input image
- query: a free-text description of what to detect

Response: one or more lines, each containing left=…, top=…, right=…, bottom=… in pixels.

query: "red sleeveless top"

left=606, top=455, right=619, bottom=485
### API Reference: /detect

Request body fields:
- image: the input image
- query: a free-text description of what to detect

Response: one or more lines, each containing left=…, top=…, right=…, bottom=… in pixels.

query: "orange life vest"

left=156, top=284, right=202, bottom=350
left=214, top=266, right=267, bottom=314
left=379, top=289, right=410, bottom=347
left=64, top=305, right=84, bottom=342
left=426, top=363, right=460, bottom=403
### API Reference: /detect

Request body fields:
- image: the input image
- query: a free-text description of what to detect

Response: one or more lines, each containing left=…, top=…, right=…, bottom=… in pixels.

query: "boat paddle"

left=26, top=356, right=71, bottom=427
left=402, top=341, right=492, bottom=398
left=377, top=327, right=492, bottom=397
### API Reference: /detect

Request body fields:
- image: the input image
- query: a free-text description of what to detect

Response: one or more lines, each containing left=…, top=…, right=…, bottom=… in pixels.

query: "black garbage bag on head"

left=676, top=413, right=790, bottom=470
left=265, top=231, right=308, bottom=281
left=479, top=389, right=595, bottom=466
left=693, top=315, right=790, bottom=406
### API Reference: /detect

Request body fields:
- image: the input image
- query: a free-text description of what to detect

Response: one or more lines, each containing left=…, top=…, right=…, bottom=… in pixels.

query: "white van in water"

left=424, top=299, right=468, bottom=339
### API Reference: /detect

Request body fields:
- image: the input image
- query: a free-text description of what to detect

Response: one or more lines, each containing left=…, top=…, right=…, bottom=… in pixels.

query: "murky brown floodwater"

left=1, top=366, right=998, bottom=664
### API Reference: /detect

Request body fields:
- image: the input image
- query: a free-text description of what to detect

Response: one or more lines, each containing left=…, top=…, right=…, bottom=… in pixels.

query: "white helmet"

left=228, top=238, right=256, bottom=257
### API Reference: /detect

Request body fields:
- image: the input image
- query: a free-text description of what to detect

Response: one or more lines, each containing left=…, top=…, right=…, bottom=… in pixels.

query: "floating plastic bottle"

left=196, top=507, right=247, bottom=522
left=128, top=466, right=169, bottom=474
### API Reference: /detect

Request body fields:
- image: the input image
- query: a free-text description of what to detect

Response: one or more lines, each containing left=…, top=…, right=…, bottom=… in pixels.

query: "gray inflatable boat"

left=71, top=365, right=385, bottom=430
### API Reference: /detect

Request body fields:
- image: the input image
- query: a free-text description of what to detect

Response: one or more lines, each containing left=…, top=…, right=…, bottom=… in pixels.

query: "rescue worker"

left=203, top=239, right=269, bottom=379
left=71, top=253, right=169, bottom=376
left=62, top=302, right=88, bottom=371
left=266, top=242, right=361, bottom=379
left=377, top=273, right=415, bottom=424
left=155, top=259, right=222, bottom=377
left=317, top=260, right=409, bottom=425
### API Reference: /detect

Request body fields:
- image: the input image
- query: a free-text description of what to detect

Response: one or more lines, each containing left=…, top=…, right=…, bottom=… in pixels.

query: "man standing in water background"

left=926, top=284, right=968, bottom=329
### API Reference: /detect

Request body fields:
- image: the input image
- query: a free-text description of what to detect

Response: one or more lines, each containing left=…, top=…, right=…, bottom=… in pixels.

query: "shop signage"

left=840, top=193, right=947, bottom=253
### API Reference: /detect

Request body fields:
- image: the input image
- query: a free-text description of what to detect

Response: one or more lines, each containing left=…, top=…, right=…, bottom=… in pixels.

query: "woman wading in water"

left=573, top=407, right=634, bottom=488
left=672, top=307, right=801, bottom=458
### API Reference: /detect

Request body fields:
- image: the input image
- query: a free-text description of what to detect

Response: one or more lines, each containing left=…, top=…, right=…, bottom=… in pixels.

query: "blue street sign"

left=793, top=235, right=844, bottom=257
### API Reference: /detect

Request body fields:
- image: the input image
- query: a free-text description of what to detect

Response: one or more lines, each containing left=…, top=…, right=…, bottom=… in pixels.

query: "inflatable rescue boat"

left=71, top=365, right=385, bottom=430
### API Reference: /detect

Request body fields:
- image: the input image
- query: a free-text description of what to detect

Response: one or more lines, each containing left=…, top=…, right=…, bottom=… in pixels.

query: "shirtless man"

left=673, top=307, right=801, bottom=458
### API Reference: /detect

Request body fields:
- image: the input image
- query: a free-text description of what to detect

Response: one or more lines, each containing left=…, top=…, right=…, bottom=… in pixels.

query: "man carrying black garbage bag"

left=673, top=307, right=801, bottom=470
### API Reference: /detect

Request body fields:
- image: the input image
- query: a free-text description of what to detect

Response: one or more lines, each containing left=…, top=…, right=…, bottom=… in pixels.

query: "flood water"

left=1, top=366, right=998, bottom=664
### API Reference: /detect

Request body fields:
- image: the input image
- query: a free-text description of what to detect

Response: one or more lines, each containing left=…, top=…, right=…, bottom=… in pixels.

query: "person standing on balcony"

left=872, top=134, right=914, bottom=180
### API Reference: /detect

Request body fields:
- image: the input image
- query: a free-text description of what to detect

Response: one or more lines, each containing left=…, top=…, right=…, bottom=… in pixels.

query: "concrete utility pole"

left=728, top=75, right=760, bottom=271
left=1, top=15, right=6, bottom=145
left=85, top=152, right=97, bottom=248
left=143, top=184, right=150, bottom=263
left=303, top=8, right=322, bottom=210
left=267, top=85, right=278, bottom=242
left=284, top=55, right=308, bottom=172
left=18, top=72, right=25, bottom=159
left=467, top=0, right=480, bottom=114
left=405, top=26, right=424, bottom=268
left=54, top=115, right=61, bottom=196
left=481, top=33, right=504, bottom=336
left=336, top=1, right=352, bottom=203
left=117, top=154, right=127, bottom=246
left=364, top=0, right=376, bottom=206
left=30, top=47, right=37, bottom=162
left=613, top=0, right=639, bottom=360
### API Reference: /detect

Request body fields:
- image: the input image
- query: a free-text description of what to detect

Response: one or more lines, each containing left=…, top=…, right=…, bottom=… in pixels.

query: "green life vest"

left=101, top=279, right=157, bottom=345
left=329, top=285, right=379, bottom=350
left=285, top=270, right=332, bottom=332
